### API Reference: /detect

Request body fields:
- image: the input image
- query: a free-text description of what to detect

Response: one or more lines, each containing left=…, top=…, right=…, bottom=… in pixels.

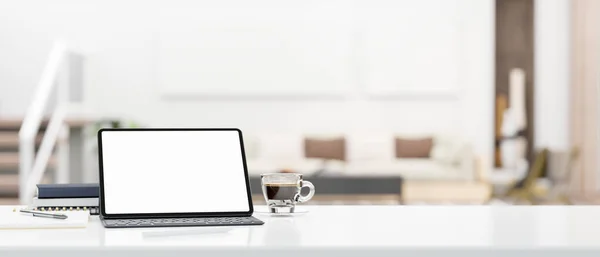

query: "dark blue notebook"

left=37, top=183, right=100, bottom=199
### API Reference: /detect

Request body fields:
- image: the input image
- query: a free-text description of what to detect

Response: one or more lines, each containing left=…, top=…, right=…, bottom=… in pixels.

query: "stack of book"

left=32, top=183, right=100, bottom=215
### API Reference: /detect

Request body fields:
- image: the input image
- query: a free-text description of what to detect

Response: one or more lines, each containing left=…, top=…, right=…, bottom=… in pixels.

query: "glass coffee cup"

left=261, top=173, right=315, bottom=213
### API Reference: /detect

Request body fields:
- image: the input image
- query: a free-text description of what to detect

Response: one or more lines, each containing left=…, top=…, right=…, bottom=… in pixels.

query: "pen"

left=20, top=209, right=68, bottom=220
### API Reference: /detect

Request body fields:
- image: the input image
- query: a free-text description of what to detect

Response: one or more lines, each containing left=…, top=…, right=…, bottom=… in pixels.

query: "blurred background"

left=0, top=0, right=598, bottom=205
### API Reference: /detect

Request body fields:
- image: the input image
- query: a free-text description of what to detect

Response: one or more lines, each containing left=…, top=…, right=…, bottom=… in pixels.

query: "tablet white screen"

left=100, top=130, right=250, bottom=214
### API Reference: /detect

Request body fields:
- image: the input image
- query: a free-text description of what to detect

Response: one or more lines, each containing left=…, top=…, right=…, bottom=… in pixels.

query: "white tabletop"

left=1, top=205, right=600, bottom=257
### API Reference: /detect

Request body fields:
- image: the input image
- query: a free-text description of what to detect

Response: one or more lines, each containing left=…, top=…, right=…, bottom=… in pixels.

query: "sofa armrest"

left=456, top=145, right=477, bottom=180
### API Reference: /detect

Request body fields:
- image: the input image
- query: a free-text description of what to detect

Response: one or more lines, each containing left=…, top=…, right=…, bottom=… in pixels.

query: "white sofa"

left=243, top=133, right=477, bottom=181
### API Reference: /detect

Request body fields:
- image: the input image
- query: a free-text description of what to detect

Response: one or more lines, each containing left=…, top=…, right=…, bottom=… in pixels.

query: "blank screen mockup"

left=100, top=130, right=250, bottom=214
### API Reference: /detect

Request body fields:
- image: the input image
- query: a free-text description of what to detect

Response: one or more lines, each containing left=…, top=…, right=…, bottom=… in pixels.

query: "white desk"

left=1, top=205, right=600, bottom=257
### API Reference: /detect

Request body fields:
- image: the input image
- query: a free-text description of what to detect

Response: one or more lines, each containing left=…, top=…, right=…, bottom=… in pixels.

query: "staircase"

left=3, top=41, right=92, bottom=203
left=0, top=118, right=92, bottom=198
left=0, top=119, right=53, bottom=197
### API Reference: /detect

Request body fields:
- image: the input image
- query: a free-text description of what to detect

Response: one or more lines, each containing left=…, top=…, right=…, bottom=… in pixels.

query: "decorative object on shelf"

left=500, top=109, right=520, bottom=169
left=499, top=68, right=528, bottom=170
left=538, top=147, right=580, bottom=204
left=495, top=94, right=509, bottom=167
left=509, top=68, right=527, bottom=131
left=505, top=149, right=548, bottom=204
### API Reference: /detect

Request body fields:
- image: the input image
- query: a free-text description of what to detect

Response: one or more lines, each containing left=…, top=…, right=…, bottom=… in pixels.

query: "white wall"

left=0, top=0, right=494, bottom=159
left=534, top=0, right=571, bottom=150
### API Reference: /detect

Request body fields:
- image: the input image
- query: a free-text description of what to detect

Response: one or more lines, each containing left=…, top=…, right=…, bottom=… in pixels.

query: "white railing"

left=19, top=42, right=71, bottom=204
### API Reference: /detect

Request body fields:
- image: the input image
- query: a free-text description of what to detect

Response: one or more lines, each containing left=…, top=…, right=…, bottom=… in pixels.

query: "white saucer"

left=254, top=207, right=309, bottom=217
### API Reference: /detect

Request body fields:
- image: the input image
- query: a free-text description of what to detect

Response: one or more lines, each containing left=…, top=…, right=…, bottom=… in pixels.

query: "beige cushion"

left=430, top=145, right=453, bottom=164
left=259, top=133, right=303, bottom=160
left=395, top=137, right=433, bottom=158
left=430, top=135, right=467, bottom=165
left=347, top=134, right=395, bottom=161
left=304, top=137, right=346, bottom=161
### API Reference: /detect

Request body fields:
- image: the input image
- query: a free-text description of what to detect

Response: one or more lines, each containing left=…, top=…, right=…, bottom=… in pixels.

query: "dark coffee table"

left=249, top=174, right=403, bottom=203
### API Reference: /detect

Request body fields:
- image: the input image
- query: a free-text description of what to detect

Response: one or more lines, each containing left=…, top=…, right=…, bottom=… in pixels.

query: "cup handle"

left=296, top=181, right=315, bottom=203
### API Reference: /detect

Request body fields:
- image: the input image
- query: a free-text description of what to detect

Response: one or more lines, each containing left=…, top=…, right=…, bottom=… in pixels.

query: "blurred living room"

left=0, top=0, right=598, bottom=206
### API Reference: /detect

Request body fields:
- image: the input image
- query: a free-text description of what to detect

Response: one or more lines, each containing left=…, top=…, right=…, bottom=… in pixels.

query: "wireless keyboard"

left=102, top=216, right=264, bottom=228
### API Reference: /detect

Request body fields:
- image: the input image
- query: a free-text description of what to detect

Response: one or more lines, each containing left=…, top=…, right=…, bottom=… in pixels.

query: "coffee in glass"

left=261, top=173, right=315, bottom=213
